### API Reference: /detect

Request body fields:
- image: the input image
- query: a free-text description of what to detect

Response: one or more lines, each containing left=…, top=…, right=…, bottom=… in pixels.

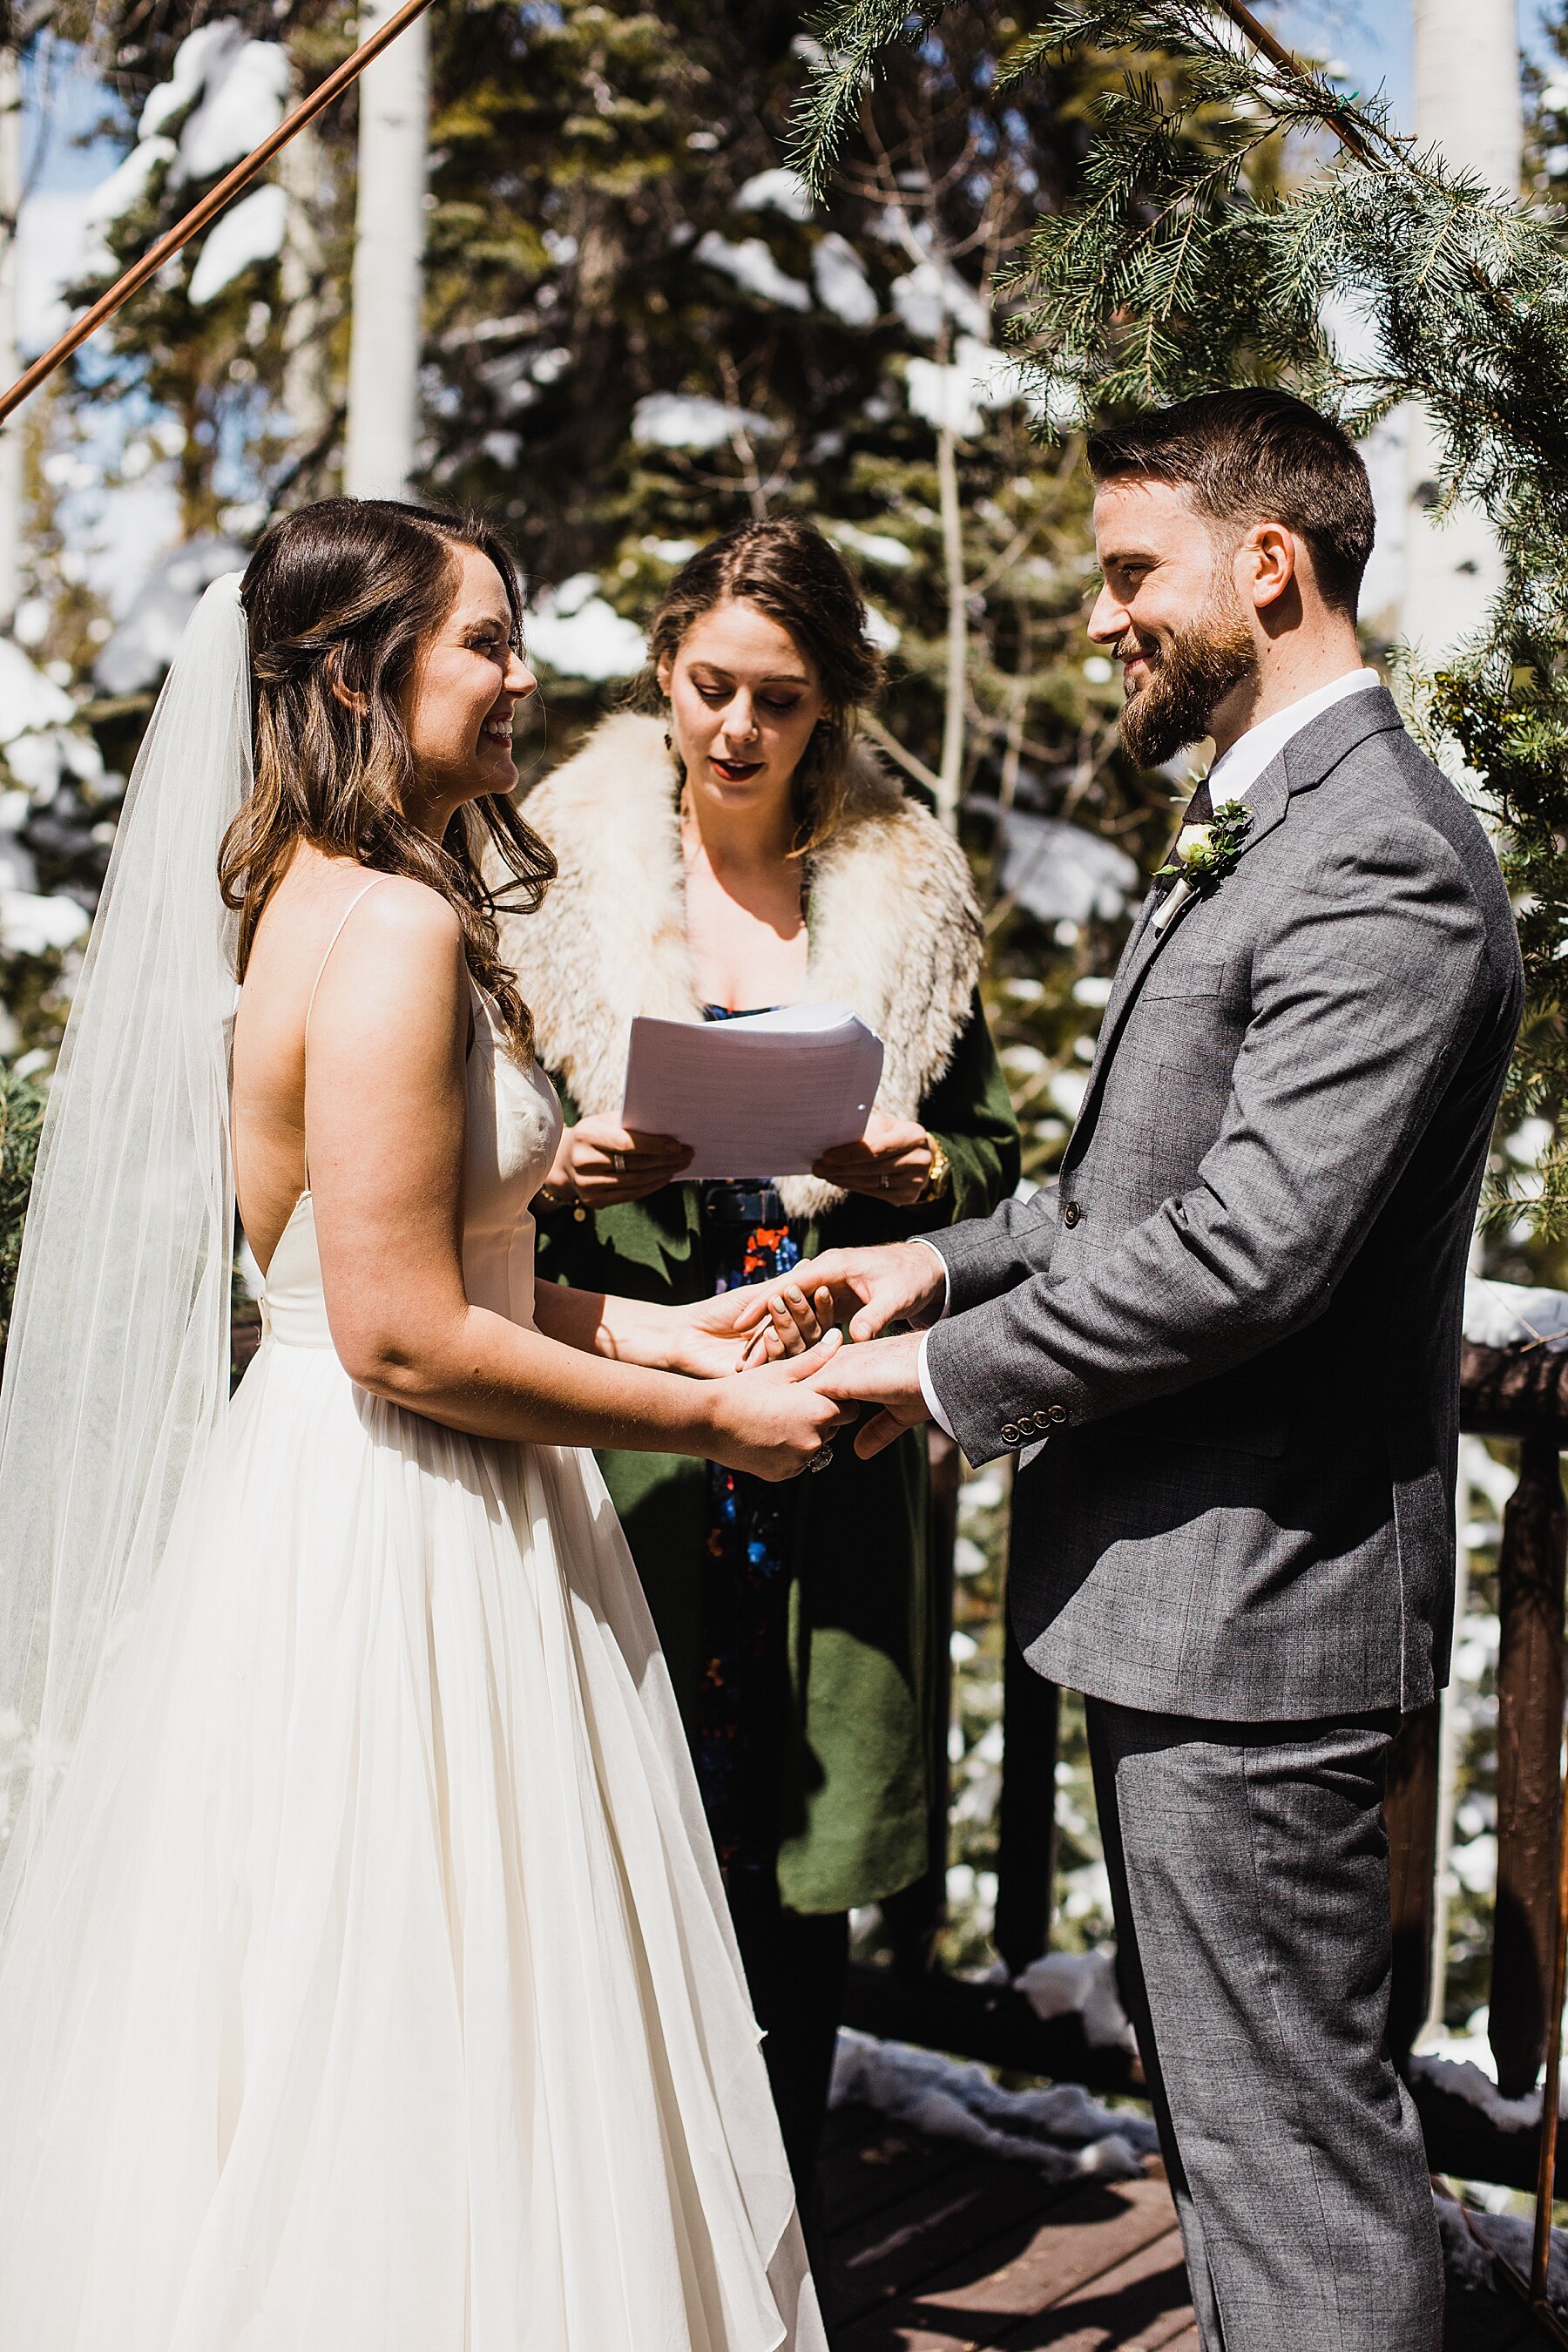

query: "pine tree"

left=794, top=0, right=1568, bottom=1236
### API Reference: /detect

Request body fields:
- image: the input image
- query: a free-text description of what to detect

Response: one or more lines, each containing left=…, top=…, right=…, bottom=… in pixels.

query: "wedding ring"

left=610, top=1150, right=627, bottom=1172
left=808, top=1445, right=835, bottom=1473
left=879, top=1174, right=890, bottom=1190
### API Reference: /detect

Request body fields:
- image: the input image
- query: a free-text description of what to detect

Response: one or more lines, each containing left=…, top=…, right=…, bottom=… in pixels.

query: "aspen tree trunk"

left=936, top=423, right=965, bottom=835
left=0, top=42, right=22, bottom=631
left=1402, top=0, right=1521, bottom=659
left=1406, top=0, right=1522, bottom=2047
left=343, top=0, right=428, bottom=499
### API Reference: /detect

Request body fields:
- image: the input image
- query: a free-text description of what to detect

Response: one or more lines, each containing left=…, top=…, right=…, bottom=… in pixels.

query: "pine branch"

left=790, top=0, right=1568, bottom=1235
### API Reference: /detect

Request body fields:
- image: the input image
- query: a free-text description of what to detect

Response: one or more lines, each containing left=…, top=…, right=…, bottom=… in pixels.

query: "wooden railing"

left=847, top=1343, right=1568, bottom=2196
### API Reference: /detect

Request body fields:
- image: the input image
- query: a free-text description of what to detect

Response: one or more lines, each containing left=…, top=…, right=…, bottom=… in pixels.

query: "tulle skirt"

left=0, top=1335, right=821, bottom=2351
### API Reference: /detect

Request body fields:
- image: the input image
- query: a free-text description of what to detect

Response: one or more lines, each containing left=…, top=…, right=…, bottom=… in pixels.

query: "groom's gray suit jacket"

left=925, top=687, right=1522, bottom=1720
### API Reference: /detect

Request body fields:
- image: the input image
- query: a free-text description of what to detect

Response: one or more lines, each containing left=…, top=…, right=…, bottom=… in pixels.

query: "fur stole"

left=498, top=711, right=983, bottom=1221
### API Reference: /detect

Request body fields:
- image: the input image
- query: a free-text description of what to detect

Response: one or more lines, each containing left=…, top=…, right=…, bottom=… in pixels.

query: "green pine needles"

left=0, top=1067, right=44, bottom=1363
left=795, top=0, right=1568, bottom=1234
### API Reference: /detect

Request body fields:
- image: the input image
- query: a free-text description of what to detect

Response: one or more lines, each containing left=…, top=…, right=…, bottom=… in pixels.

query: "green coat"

left=536, top=996, right=1018, bottom=1913
left=502, top=710, right=1020, bottom=1914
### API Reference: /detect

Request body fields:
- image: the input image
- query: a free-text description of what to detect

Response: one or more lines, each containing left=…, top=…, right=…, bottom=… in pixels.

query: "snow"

left=1014, top=1949, right=1138, bottom=2054
left=188, top=184, right=286, bottom=305
left=17, top=158, right=157, bottom=354
left=906, top=335, right=1022, bottom=436
left=693, top=231, right=811, bottom=313
left=6, top=728, right=104, bottom=803
left=829, top=521, right=911, bottom=569
left=1406, top=2047, right=1568, bottom=2132
left=1463, top=1274, right=1568, bottom=1350
left=0, top=640, right=76, bottom=745
left=890, top=257, right=990, bottom=345
left=829, top=2027, right=1158, bottom=2183
left=139, top=21, right=240, bottom=140
left=812, top=233, right=878, bottom=327
left=0, top=891, right=90, bottom=957
left=525, top=576, right=645, bottom=681
left=83, top=135, right=177, bottom=235
left=733, top=167, right=814, bottom=222
left=632, top=392, right=774, bottom=453
left=990, top=807, right=1142, bottom=927
left=140, top=23, right=288, bottom=186
left=173, top=39, right=287, bottom=185
left=93, top=537, right=248, bottom=697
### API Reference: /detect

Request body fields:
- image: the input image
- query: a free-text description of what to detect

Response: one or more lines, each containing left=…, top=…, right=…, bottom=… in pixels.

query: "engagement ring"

left=808, top=1446, right=835, bottom=1473
left=610, top=1150, right=627, bottom=1172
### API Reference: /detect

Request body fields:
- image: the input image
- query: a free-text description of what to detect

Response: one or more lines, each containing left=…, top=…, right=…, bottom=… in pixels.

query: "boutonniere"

left=1151, top=802, right=1254, bottom=935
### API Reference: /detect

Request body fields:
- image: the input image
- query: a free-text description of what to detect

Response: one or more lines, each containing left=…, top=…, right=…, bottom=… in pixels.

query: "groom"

left=760, top=390, right=1523, bottom=2346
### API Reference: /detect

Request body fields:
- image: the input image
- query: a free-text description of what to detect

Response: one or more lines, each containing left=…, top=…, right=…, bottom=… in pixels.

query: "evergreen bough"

left=798, top=0, right=1568, bottom=1232
left=0, top=1068, right=45, bottom=1362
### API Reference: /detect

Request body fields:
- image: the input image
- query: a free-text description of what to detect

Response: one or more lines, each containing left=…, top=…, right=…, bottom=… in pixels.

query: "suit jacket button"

left=1062, top=1201, right=1081, bottom=1228
left=1001, top=1423, right=1021, bottom=1446
left=1047, top=1403, right=1069, bottom=1425
left=1031, top=1411, right=1053, bottom=1433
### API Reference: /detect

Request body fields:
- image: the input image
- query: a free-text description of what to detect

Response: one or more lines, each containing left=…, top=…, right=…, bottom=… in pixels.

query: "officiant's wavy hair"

left=223, top=498, right=556, bottom=1059
left=640, top=517, right=885, bottom=855
left=1087, top=391, right=1375, bottom=617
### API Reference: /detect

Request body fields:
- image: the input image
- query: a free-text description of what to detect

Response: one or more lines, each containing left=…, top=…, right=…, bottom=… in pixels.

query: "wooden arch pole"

left=0, top=0, right=440, bottom=429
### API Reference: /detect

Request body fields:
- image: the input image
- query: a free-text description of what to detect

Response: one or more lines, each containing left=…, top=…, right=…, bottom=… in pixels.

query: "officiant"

left=499, top=517, right=1017, bottom=2205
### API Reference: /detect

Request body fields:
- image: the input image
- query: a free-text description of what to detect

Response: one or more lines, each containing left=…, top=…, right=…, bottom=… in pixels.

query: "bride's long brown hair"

left=222, top=498, right=556, bottom=1058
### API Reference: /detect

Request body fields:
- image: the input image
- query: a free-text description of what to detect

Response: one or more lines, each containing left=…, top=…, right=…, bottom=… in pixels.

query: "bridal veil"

left=0, top=575, right=249, bottom=1933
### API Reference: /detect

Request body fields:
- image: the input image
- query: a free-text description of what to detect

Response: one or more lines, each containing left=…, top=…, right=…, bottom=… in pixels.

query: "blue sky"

left=1275, top=0, right=1559, bottom=123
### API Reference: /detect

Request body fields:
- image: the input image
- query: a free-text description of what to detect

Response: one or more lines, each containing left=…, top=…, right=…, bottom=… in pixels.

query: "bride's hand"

left=667, top=1281, right=835, bottom=1378
left=702, top=1330, right=853, bottom=1481
left=545, top=1114, right=693, bottom=1207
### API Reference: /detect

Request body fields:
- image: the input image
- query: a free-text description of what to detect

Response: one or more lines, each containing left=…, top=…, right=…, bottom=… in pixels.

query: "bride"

left=0, top=497, right=843, bottom=2349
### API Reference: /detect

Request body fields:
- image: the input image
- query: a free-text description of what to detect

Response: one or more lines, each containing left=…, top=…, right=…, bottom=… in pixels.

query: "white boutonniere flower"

left=1152, top=803, right=1253, bottom=934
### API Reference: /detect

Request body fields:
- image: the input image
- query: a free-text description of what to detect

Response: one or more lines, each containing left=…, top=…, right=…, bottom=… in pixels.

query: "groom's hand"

left=733, top=1241, right=944, bottom=1364
left=810, top=1330, right=929, bottom=1459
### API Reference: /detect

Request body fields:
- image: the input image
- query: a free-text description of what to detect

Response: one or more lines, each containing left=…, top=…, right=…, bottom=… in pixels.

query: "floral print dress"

left=695, top=1007, right=803, bottom=1883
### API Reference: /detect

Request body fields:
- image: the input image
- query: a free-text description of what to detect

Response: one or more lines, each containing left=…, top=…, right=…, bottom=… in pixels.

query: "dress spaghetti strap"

left=302, top=876, right=386, bottom=1187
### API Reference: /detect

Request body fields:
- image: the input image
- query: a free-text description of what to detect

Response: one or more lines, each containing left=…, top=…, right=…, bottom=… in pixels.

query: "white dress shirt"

left=915, top=666, right=1382, bottom=1442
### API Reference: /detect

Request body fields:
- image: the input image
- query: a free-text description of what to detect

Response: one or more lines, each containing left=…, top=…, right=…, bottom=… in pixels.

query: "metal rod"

left=1209, top=0, right=1377, bottom=166
left=1531, top=1699, right=1568, bottom=2307
left=0, top=0, right=439, bottom=428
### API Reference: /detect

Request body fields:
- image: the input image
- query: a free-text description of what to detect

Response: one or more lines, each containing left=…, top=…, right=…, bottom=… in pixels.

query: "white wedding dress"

left=0, top=956, right=823, bottom=2352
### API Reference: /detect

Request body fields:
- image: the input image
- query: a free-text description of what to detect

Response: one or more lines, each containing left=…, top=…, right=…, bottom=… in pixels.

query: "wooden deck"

left=821, top=2104, right=1558, bottom=2349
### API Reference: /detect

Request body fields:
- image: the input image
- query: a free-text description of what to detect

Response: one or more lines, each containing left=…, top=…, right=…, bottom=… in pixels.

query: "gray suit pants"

left=1087, top=1700, right=1443, bottom=2351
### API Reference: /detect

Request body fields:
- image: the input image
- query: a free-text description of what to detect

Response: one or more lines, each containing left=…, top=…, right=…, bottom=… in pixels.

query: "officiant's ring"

left=610, top=1151, right=627, bottom=1172
left=809, top=1445, right=835, bottom=1473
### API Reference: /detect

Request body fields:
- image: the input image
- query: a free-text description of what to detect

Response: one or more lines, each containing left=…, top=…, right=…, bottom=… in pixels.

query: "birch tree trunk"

left=1402, top=0, right=1521, bottom=661
left=1406, top=0, right=1522, bottom=2048
left=0, top=42, right=23, bottom=632
left=343, top=0, right=428, bottom=500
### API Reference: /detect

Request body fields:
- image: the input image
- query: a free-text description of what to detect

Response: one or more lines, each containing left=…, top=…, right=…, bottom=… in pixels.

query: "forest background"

left=3, top=0, right=1560, bottom=2040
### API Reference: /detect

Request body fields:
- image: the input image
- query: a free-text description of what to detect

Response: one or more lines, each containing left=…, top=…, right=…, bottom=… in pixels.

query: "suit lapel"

left=1063, top=687, right=1405, bottom=1169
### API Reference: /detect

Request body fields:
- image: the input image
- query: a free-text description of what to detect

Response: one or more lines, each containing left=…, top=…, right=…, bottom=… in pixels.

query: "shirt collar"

left=1206, top=668, right=1381, bottom=810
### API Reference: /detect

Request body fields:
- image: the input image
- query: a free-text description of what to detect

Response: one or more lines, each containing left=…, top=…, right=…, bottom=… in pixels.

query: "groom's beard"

left=1115, top=591, right=1258, bottom=769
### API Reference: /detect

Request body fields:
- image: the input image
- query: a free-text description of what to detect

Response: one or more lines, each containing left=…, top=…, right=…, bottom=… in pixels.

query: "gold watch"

left=921, top=1137, right=952, bottom=1204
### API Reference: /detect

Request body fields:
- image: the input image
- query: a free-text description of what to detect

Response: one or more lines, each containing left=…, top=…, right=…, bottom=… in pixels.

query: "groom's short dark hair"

left=1087, top=390, right=1375, bottom=617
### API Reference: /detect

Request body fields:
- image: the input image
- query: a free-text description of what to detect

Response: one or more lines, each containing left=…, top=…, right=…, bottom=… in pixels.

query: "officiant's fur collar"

left=499, top=711, right=982, bottom=1220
